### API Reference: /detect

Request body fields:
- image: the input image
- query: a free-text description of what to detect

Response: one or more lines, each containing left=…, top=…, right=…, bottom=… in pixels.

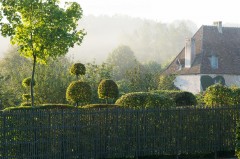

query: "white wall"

left=174, top=75, right=201, bottom=94
left=174, top=74, right=240, bottom=94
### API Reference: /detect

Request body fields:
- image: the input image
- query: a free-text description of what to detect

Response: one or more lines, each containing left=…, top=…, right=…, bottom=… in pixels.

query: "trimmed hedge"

left=115, top=92, right=175, bottom=109
left=81, top=104, right=121, bottom=109
left=152, top=90, right=197, bottom=106
left=3, top=104, right=75, bottom=111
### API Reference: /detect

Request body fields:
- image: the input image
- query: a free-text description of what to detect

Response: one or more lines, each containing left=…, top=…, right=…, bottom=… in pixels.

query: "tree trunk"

left=31, top=55, right=36, bottom=107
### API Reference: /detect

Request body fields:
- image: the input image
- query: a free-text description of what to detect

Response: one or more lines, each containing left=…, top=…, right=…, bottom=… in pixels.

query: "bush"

left=98, top=79, right=119, bottom=104
left=4, top=104, right=75, bottom=111
left=70, top=63, right=86, bottom=79
left=153, top=90, right=197, bottom=106
left=115, top=92, right=175, bottom=109
left=230, top=86, right=240, bottom=106
left=66, top=81, right=92, bottom=106
left=204, top=84, right=231, bottom=107
left=22, top=77, right=35, bottom=87
left=81, top=104, right=120, bottom=109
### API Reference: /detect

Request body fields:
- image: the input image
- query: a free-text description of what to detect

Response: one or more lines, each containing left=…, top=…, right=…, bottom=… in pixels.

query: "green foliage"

left=107, top=45, right=139, bottom=80
left=229, top=86, right=240, bottom=106
left=20, top=102, right=31, bottom=106
left=3, top=104, right=75, bottom=111
left=195, top=93, right=205, bottom=106
left=153, top=90, right=197, bottom=106
left=158, top=75, right=178, bottom=90
left=204, top=84, right=232, bottom=107
left=115, top=92, right=175, bottom=109
left=81, top=104, right=120, bottom=109
left=22, top=77, right=35, bottom=87
left=0, top=0, right=86, bottom=106
left=98, top=79, right=119, bottom=103
left=22, top=94, right=31, bottom=101
left=81, top=62, right=113, bottom=103
left=236, top=121, right=240, bottom=159
left=66, top=81, right=92, bottom=106
left=70, top=63, right=86, bottom=79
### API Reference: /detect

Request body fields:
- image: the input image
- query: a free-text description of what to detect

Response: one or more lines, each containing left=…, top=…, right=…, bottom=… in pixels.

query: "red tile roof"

left=163, top=25, right=240, bottom=75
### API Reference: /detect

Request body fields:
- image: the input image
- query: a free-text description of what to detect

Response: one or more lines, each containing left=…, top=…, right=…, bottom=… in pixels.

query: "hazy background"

left=1, top=0, right=240, bottom=64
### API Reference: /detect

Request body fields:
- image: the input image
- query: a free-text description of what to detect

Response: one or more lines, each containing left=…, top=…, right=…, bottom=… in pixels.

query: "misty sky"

left=69, top=0, right=240, bottom=26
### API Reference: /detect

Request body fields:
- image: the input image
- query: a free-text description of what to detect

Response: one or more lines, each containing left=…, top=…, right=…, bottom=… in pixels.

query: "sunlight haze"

left=73, top=0, right=240, bottom=26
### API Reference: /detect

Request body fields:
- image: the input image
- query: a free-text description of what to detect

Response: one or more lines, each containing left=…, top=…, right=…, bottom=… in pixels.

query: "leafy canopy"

left=0, top=0, right=86, bottom=63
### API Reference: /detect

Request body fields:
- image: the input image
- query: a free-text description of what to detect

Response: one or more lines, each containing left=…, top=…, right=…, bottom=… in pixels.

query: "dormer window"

left=209, top=55, right=218, bottom=69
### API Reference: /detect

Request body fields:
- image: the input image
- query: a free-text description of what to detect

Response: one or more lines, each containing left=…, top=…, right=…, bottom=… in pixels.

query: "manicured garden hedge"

left=115, top=92, right=175, bottom=109
left=3, top=104, right=76, bottom=111
left=81, top=104, right=121, bottom=109
left=152, top=90, right=197, bottom=106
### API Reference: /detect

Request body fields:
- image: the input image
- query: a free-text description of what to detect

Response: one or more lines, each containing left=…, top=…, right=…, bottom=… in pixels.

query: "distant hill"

left=0, top=15, right=198, bottom=64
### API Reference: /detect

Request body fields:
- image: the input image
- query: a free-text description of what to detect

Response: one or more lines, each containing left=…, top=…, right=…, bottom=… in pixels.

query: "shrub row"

left=115, top=92, right=176, bottom=109
left=152, top=90, right=197, bottom=106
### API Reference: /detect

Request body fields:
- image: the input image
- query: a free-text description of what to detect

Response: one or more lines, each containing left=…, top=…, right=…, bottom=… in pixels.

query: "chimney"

left=185, top=38, right=195, bottom=68
left=213, top=21, right=222, bottom=33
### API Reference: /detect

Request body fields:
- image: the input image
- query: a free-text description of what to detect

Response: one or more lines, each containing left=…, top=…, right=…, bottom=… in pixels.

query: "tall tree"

left=0, top=0, right=86, bottom=106
left=107, top=45, right=139, bottom=80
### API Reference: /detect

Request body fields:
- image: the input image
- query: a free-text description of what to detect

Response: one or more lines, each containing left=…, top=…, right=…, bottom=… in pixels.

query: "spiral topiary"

left=98, top=79, right=119, bottom=104
left=66, top=81, right=92, bottom=106
left=70, top=63, right=86, bottom=80
left=22, top=77, right=35, bottom=87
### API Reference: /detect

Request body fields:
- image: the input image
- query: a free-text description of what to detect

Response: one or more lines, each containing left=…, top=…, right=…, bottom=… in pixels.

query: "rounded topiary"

left=66, top=81, right=92, bottom=106
left=22, top=77, right=35, bottom=87
left=152, top=90, right=196, bottom=106
left=70, top=63, right=86, bottom=79
left=115, top=92, right=175, bottom=109
left=98, top=79, right=119, bottom=104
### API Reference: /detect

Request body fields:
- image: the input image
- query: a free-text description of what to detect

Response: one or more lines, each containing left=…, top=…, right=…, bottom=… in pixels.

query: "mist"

left=0, top=15, right=198, bottom=65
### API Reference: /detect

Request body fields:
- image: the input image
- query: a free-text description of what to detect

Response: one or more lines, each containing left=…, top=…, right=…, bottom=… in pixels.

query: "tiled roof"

left=163, top=25, right=240, bottom=75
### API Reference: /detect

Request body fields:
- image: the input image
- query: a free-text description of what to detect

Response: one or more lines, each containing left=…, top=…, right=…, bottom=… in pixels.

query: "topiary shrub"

left=203, top=83, right=231, bottom=107
left=152, top=90, right=197, bottom=106
left=115, top=92, right=175, bottom=109
left=22, top=77, right=35, bottom=87
left=98, top=79, right=119, bottom=104
left=66, top=81, right=92, bottom=106
left=81, top=104, right=120, bottom=109
left=22, top=94, right=31, bottom=103
left=70, top=63, right=86, bottom=80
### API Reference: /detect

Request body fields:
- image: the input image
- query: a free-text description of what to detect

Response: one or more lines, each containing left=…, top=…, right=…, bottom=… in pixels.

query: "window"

left=209, top=55, right=218, bottom=69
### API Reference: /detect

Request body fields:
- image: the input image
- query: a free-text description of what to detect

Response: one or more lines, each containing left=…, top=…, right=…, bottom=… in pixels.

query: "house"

left=162, top=21, right=240, bottom=94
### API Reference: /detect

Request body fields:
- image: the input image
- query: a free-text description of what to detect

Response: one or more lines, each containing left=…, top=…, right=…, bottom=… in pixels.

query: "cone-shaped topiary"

left=98, top=79, right=119, bottom=104
left=66, top=81, right=92, bottom=106
left=70, top=63, right=86, bottom=80
left=22, top=77, right=35, bottom=87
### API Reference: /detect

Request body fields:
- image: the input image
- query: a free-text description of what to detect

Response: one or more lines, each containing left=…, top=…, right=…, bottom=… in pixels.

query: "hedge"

left=115, top=92, right=175, bottom=109
left=152, top=90, right=197, bottom=106
left=81, top=104, right=121, bottom=109
left=3, top=104, right=75, bottom=112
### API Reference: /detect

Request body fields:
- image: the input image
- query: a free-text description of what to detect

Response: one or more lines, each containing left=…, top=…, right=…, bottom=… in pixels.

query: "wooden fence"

left=0, top=106, right=239, bottom=158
